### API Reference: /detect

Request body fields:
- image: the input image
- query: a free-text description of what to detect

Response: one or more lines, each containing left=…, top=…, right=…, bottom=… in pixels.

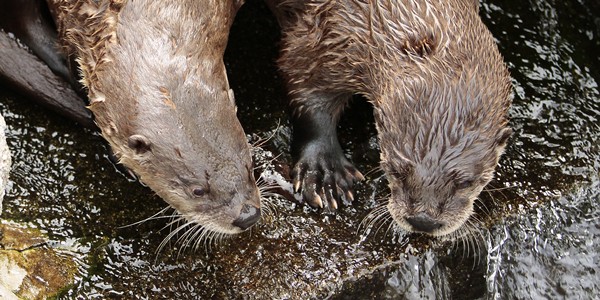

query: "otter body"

left=47, top=0, right=261, bottom=234
left=269, top=0, right=512, bottom=236
left=0, top=0, right=70, bottom=81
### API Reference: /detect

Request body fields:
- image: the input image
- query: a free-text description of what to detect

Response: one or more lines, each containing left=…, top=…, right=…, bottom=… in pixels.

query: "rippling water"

left=0, top=0, right=598, bottom=299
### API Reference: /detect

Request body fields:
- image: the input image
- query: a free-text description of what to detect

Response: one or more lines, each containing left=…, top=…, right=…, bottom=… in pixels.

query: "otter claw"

left=291, top=154, right=363, bottom=209
left=310, top=193, right=323, bottom=208
left=354, top=170, right=365, bottom=181
left=293, top=179, right=301, bottom=193
left=322, top=185, right=339, bottom=210
left=346, top=190, right=354, bottom=202
left=330, top=198, right=338, bottom=210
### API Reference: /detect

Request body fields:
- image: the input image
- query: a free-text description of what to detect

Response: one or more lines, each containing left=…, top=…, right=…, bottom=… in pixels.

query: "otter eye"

left=456, top=179, right=474, bottom=190
left=192, top=187, right=208, bottom=197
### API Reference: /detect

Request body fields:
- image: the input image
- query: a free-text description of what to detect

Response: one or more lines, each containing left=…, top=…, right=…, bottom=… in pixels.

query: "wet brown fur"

left=47, top=0, right=261, bottom=234
left=269, top=0, right=512, bottom=236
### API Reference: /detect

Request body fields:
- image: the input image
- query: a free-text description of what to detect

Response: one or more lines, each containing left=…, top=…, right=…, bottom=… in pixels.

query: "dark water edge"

left=0, top=0, right=598, bottom=299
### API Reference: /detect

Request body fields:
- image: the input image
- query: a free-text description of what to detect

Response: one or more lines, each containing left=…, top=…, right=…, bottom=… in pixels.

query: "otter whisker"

left=117, top=206, right=173, bottom=229
left=215, top=231, right=228, bottom=251
left=474, top=197, right=492, bottom=218
left=361, top=207, right=388, bottom=233
left=253, top=153, right=284, bottom=174
left=251, top=120, right=283, bottom=149
left=195, top=226, right=213, bottom=253
left=467, top=224, right=482, bottom=267
left=359, top=203, right=386, bottom=227
left=178, top=223, right=203, bottom=254
left=453, top=223, right=471, bottom=260
left=359, top=201, right=391, bottom=237
left=257, top=182, right=283, bottom=194
left=259, top=199, right=274, bottom=219
left=160, top=215, right=187, bottom=233
left=176, top=225, right=195, bottom=258
left=189, top=224, right=211, bottom=253
left=483, top=182, right=517, bottom=192
left=256, top=176, right=284, bottom=220
left=362, top=164, right=384, bottom=178
left=473, top=226, right=487, bottom=267
left=483, top=181, right=515, bottom=207
left=257, top=180, right=284, bottom=196
left=156, top=217, right=189, bottom=258
left=465, top=222, right=477, bottom=263
left=459, top=228, right=468, bottom=259
left=382, top=212, right=399, bottom=238
left=453, top=217, right=486, bottom=269
left=201, top=225, right=222, bottom=253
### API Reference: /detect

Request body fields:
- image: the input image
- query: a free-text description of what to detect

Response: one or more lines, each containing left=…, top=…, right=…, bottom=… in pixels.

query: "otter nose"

left=232, top=204, right=261, bottom=230
left=405, top=213, right=443, bottom=233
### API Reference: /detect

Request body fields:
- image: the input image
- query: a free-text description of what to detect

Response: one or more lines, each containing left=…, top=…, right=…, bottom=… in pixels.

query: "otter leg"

left=0, top=0, right=71, bottom=82
left=291, top=94, right=364, bottom=209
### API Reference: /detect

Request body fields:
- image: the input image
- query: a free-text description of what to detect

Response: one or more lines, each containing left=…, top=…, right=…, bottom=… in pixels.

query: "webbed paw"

left=291, top=151, right=364, bottom=210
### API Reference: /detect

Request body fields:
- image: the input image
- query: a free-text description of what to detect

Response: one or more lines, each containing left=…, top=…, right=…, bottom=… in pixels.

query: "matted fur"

left=48, top=0, right=260, bottom=235
left=269, top=0, right=512, bottom=236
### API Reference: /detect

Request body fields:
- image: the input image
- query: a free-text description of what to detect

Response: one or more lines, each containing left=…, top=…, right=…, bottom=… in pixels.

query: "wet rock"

left=0, top=113, right=76, bottom=299
left=0, top=111, right=9, bottom=213
left=0, top=0, right=598, bottom=298
left=0, top=221, right=78, bottom=300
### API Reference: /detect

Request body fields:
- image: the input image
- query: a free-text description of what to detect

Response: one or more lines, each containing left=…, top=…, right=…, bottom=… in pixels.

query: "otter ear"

left=495, top=128, right=512, bottom=147
left=128, top=134, right=152, bottom=154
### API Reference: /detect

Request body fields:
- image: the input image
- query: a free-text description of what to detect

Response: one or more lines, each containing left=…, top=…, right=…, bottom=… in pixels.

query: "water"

left=0, top=0, right=598, bottom=298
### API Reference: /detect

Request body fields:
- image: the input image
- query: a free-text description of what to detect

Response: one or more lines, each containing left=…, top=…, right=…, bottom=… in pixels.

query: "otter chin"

left=268, top=0, right=512, bottom=237
left=47, top=0, right=261, bottom=235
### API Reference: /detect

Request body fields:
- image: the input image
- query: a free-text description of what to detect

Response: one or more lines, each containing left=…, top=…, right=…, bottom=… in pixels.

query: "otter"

left=267, top=0, right=512, bottom=236
left=0, top=0, right=93, bottom=126
left=43, top=0, right=261, bottom=235
left=0, top=0, right=71, bottom=82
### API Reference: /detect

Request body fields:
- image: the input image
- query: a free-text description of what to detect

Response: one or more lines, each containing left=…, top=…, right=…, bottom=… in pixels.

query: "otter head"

left=74, top=1, right=260, bottom=235
left=375, top=71, right=511, bottom=237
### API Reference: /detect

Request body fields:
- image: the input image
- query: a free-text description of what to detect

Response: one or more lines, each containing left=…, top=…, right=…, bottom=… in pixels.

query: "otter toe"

left=292, top=152, right=364, bottom=210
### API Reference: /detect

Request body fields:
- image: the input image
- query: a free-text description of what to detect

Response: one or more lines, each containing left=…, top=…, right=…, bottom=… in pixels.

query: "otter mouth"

left=151, top=194, right=262, bottom=254
left=386, top=201, right=474, bottom=237
left=166, top=195, right=262, bottom=235
left=394, top=214, right=469, bottom=237
left=186, top=207, right=261, bottom=235
left=404, top=212, right=447, bottom=234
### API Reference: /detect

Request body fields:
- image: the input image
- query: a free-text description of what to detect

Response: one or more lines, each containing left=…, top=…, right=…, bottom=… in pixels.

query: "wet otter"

left=268, top=0, right=512, bottom=236
left=0, top=0, right=92, bottom=126
left=44, top=0, right=261, bottom=234
left=0, top=0, right=71, bottom=82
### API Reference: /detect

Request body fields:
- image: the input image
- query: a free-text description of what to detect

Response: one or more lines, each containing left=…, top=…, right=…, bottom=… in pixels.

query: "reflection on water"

left=486, top=183, right=599, bottom=299
left=0, top=0, right=598, bottom=298
left=481, top=0, right=599, bottom=298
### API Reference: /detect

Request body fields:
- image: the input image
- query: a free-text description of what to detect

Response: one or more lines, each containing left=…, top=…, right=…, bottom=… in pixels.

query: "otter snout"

left=405, top=212, right=444, bottom=234
left=232, top=203, right=261, bottom=230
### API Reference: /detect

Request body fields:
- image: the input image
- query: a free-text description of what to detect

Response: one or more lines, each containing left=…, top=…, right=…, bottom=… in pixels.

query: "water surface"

left=0, top=0, right=598, bottom=298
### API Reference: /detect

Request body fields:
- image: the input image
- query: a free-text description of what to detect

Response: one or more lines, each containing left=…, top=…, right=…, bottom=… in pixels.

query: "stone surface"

left=0, top=221, right=78, bottom=300
left=0, top=111, right=9, bottom=213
